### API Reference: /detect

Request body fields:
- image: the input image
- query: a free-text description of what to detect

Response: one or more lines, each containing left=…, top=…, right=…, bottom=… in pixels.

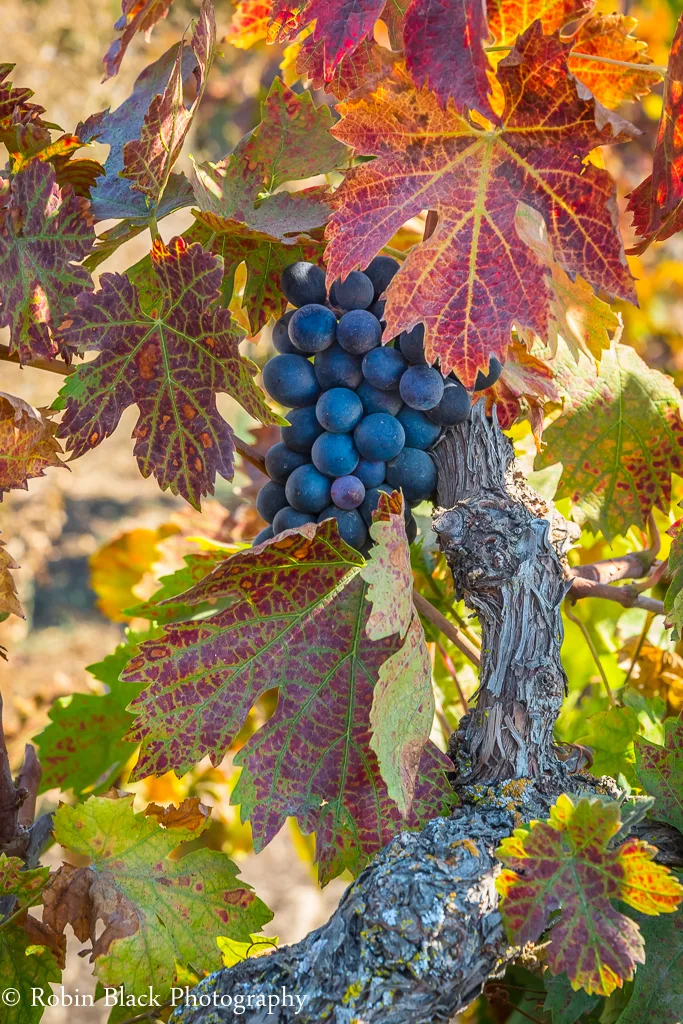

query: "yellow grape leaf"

left=89, top=524, right=180, bottom=622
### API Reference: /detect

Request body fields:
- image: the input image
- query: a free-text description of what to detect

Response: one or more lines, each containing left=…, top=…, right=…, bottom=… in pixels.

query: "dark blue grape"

left=272, top=506, right=316, bottom=534
left=252, top=525, right=274, bottom=546
left=281, top=262, right=326, bottom=307
left=288, top=303, right=337, bottom=353
left=355, top=458, right=385, bottom=488
left=337, top=310, right=382, bottom=355
left=473, top=357, right=503, bottom=391
left=397, top=407, right=442, bottom=450
left=262, top=354, right=320, bottom=408
left=314, top=344, right=363, bottom=390
left=281, top=405, right=324, bottom=452
left=264, top=442, right=310, bottom=484
left=406, top=515, right=418, bottom=544
left=398, top=324, right=427, bottom=365
left=311, top=432, right=359, bottom=477
left=318, top=507, right=368, bottom=549
left=316, top=388, right=363, bottom=433
left=427, top=379, right=471, bottom=426
left=331, top=475, right=365, bottom=509
left=272, top=310, right=296, bottom=353
left=399, top=365, right=445, bottom=411
left=362, top=346, right=407, bottom=391
left=368, top=298, right=386, bottom=322
left=359, top=483, right=393, bottom=526
left=256, top=480, right=288, bottom=523
left=332, top=271, right=374, bottom=311
left=386, top=448, right=437, bottom=503
left=363, top=255, right=399, bottom=298
left=356, top=380, right=403, bottom=416
left=285, top=464, right=332, bottom=513
left=354, top=413, right=405, bottom=461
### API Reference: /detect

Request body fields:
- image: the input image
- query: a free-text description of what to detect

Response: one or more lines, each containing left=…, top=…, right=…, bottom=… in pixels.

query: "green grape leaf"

left=0, top=160, right=94, bottom=365
left=537, top=344, right=683, bottom=541
left=35, top=629, right=161, bottom=797
left=121, top=0, right=214, bottom=207
left=56, top=237, right=282, bottom=508
left=124, top=546, right=234, bottom=623
left=577, top=706, right=641, bottom=782
left=120, top=520, right=453, bottom=883
left=0, top=856, right=62, bottom=1024
left=635, top=716, right=683, bottom=833
left=543, top=971, right=601, bottom=1024
left=497, top=794, right=683, bottom=997
left=103, top=0, right=174, bottom=80
left=0, top=392, right=64, bottom=500
left=362, top=492, right=438, bottom=816
left=614, top=906, right=683, bottom=1024
left=44, top=793, right=272, bottom=1000
left=189, top=77, right=347, bottom=333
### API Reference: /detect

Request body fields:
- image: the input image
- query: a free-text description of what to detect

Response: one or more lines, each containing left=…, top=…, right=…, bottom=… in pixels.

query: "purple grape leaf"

left=56, top=237, right=282, bottom=509
left=0, top=160, right=94, bottom=365
left=121, top=0, right=215, bottom=207
left=121, top=520, right=453, bottom=882
left=636, top=715, right=683, bottom=833
left=102, top=0, right=174, bottom=81
left=189, top=78, right=347, bottom=333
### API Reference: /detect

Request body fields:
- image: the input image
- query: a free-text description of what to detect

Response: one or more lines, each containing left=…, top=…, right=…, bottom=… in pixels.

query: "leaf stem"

left=380, top=245, right=408, bottom=261
left=233, top=436, right=267, bottom=476
left=0, top=343, right=75, bottom=376
left=622, top=610, right=654, bottom=688
left=564, top=599, right=615, bottom=707
left=413, top=589, right=481, bottom=667
left=484, top=44, right=667, bottom=75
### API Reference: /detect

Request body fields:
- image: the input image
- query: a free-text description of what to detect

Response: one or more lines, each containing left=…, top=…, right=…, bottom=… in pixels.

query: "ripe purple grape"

left=281, top=405, right=324, bottom=452
left=272, top=310, right=297, bottom=353
left=356, top=380, right=403, bottom=416
left=354, top=413, right=405, bottom=462
left=362, top=346, right=407, bottom=391
left=256, top=480, right=289, bottom=523
left=252, top=525, right=274, bottom=546
left=311, top=431, right=359, bottom=477
left=355, top=458, right=385, bottom=488
left=272, top=506, right=316, bottom=534
left=316, top=388, right=363, bottom=433
left=331, top=271, right=374, bottom=311
left=427, top=379, right=471, bottom=426
left=288, top=303, right=337, bottom=353
left=265, top=442, right=310, bottom=484
left=399, top=365, right=444, bottom=411
left=386, top=448, right=437, bottom=503
left=363, top=255, right=399, bottom=298
left=281, top=262, right=327, bottom=307
left=331, top=475, right=365, bottom=510
left=398, top=324, right=427, bottom=364
left=397, top=407, right=441, bottom=450
left=262, top=354, right=321, bottom=408
left=314, top=344, right=363, bottom=390
left=473, top=357, right=503, bottom=391
left=318, top=506, right=368, bottom=549
left=285, top=464, right=332, bottom=513
left=337, top=310, right=382, bottom=355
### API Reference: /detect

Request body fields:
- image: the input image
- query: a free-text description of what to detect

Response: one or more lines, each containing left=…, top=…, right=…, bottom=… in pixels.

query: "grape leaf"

left=79, top=39, right=199, bottom=223
left=56, top=237, right=282, bottom=508
left=89, top=524, right=179, bottom=622
left=0, top=856, right=61, bottom=1024
left=103, top=0, right=174, bottom=80
left=0, top=160, right=94, bottom=365
left=536, top=344, right=683, bottom=541
left=0, top=64, right=50, bottom=144
left=120, top=520, right=453, bottom=882
left=326, top=25, right=636, bottom=387
left=483, top=339, right=559, bottom=445
left=615, top=907, right=683, bottom=1024
left=515, top=203, right=621, bottom=363
left=543, top=972, right=600, bottom=1024
left=635, top=716, right=683, bottom=834
left=269, top=0, right=386, bottom=81
left=626, top=13, right=683, bottom=253
left=0, top=392, right=64, bottom=500
left=566, top=15, right=661, bottom=110
left=403, top=0, right=494, bottom=118
left=125, top=546, right=234, bottom=623
left=0, top=534, right=23, bottom=619
left=496, top=794, right=683, bottom=996
left=121, top=0, right=215, bottom=208
left=294, top=32, right=395, bottom=99
left=665, top=518, right=683, bottom=640
left=35, top=629, right=161, bottom=797
left=487, top=0, right=594, bottom=45
left=189, top=78, right=346, bottom=332
left=44, top=793, right=272, bottom=1000
left=225, top=0, right=271, bottom=49
left=576, top=705, right=640, bottom=781
left=361, top=492, right=443, bottom=816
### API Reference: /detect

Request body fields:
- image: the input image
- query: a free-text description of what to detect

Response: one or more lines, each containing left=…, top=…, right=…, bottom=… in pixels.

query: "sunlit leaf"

left=103, top=0, right=174, bottom=80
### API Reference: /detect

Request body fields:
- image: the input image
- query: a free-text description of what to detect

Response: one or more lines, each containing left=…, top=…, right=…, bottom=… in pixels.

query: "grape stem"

left=413, top=589, right=481, bottom=667
left=0, top=343, right=75, bottom=376
left=233, top=436, right=267, bottom=476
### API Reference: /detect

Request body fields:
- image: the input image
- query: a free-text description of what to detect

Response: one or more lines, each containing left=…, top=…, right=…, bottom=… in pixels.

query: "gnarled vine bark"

left=170, top=405, right=604, bottom=1024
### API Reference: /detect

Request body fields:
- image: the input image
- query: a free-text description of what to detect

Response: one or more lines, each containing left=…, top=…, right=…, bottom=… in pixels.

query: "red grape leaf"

left=121, top=0, right=215, bottom=208
left=488, top=0, right=594, bottom=43
left=189, top=78, right=347, bottom=332
left=636, top=716, right=683, bottom=834
left=7, top=132, right=104, bottom=200
left=296, top=34, right=396, bottom=99
left=496, top=794, right=683, bottom=996
left=103, top=0, right=174, bottom=80
left=567, top=14, right=661, bottom=110
left=0, top=160, right=94, bottom=365
left=326, top=24, right=636, bottom=387
left=56, top=237, right=282, bottom=509
left=536, top=344, right=683, bottom=541
left=79, top=43, right=198, bottom=223
left=0, top=533, right=23, bottom=619
left=665, top=519, right=683, bottom=640
left=225, top=0, right=271, bottom=49
left=45, top=793, right=272, bottom=999
left=0, top=63, right=50, bottom=145
left=362, top=492, right=444, bottom=816
left=626, top=13, right=683, bottom=253
left=0, top=392, right=64, bottom=499
left=120, top=520, right=453, bottom=882
left=269, top=0, right=386, bottom=80
left=483, top=339, right=559, bottom=445
left=403, top=0, right=494, bottom=118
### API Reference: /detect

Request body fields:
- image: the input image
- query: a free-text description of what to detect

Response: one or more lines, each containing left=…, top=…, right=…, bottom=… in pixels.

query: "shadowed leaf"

left=0, top=534, right=23, bottom=619
left=636, top=716, right=683, bottom=834
left=103, top=0, right=174, bottom=80
left=0, top=392, right=64, bottom=500
left=614, top=908, right=683, bottom=1024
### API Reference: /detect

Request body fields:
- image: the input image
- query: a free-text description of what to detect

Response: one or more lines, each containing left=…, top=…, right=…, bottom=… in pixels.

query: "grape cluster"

left=254, top=260, right=502, bottom=551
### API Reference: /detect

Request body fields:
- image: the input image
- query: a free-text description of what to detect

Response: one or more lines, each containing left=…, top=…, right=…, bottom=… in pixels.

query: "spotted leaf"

left=57, top=237, right=281, bottom=509
left=120, top=520, right=452, bottom=882
left=496, top=794, right=683, bottom=996
left=326, top=25, right=636, bottom=387
left=483, top=339, right=560, bottom=445
left=44, top=793, right=272, bottom=1000
left=0, top=392, right=64, bottom=500
left=636, top=716, right=683, bottom=834
left=103, top=0, right=174, bottom=80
